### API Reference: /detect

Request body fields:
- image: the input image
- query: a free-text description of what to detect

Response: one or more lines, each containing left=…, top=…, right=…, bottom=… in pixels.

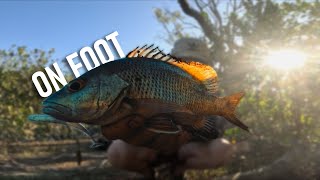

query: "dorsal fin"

left=126, top=45, right=218, bottom=94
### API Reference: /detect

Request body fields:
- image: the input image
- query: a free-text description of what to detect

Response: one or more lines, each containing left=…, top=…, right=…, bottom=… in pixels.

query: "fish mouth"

left=43, top=107, right=63, bottom=114
left=42, top=101, right=72, bottom=119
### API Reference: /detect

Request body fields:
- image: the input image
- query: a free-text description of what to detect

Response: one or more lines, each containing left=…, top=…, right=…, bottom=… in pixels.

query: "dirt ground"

left=0, top=139, right=141, bottom=180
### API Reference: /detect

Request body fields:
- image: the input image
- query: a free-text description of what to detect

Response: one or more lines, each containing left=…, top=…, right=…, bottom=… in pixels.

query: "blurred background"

left=0, top=0, right=320, bottom=179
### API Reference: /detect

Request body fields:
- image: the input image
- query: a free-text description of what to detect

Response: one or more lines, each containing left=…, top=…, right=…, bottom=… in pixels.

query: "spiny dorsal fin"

left=126, top=45, right=218, bottom=94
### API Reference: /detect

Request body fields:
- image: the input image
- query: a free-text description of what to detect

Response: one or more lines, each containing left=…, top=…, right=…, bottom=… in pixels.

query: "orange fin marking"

left=221, top=92, right=249, bottom=132
left=126, top=45, right=218, bottom=94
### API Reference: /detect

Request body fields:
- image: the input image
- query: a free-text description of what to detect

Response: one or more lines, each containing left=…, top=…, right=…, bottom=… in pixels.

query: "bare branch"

left=178, top=0, right=223, bottom=48
left=209, top=0, right=223, bottom=29
left=194, top=0, right=203, bottom=11
left=177, top=18, right=201, bottom=30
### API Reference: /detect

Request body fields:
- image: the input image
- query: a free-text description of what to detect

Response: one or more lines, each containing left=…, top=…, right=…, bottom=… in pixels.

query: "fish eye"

left=68, top=79, right=86, bottom=92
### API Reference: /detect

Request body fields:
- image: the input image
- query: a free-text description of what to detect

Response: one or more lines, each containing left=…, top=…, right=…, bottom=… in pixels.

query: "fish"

left=29, top=45, right=248, bottom=154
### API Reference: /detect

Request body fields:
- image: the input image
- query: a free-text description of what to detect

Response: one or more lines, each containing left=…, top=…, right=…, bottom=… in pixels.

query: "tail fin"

left=221, top=92, right=249, bottom=132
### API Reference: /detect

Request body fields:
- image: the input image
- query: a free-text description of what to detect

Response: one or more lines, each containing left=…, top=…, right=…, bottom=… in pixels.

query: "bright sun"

left=263, top=49, right=307, bottom=70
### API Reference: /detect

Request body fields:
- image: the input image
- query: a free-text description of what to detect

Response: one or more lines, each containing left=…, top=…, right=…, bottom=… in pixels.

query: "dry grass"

left=0, top=139, right=141, bottom=180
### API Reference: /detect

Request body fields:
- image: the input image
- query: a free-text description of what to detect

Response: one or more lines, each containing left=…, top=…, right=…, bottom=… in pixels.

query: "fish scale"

left=115, top=59, right=205, bottom=107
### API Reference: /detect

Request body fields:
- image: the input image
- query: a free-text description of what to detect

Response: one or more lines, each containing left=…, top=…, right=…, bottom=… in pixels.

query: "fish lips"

left=42, top=101, right=73, bottom=121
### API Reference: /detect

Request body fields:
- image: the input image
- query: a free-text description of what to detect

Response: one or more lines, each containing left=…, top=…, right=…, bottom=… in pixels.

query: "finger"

left=107, top=140, right=156, bottom=171
left=136, top=147, right=157, bottom=162
left=181, top=140, right=235, bottom=170
left=178, top=142, right=202, bottom=160
left=209, top=138, right=231, bottom=149
left=209, top=138, right=235, bottom=165
left=106, top=140, right=127, bottom=167
left=183, top=157, right=209, bottom=169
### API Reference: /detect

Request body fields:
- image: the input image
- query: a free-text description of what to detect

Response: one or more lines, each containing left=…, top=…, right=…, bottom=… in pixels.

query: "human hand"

left=106, top=139, right=157, bottom=177
left=107, top=138, right=236, bottom=177
left=175, top=138, right=235, bottom=174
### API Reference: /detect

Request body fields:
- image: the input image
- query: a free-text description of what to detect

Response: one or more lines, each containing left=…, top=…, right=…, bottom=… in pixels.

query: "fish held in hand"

left=29, top=45, right=248, bottom=153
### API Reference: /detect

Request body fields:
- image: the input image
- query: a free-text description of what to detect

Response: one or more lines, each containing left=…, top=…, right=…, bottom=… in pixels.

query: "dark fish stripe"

left=139, top=44, right=153, bottom=57
left=151, top=50, right=163, bottom=58
left=145, top=47, right=158, bottom=57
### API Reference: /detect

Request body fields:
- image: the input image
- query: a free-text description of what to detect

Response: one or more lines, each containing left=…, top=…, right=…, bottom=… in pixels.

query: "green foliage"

left=0, top=46, right=72, bottom=141
left=154, top=8, right=188, bottom=44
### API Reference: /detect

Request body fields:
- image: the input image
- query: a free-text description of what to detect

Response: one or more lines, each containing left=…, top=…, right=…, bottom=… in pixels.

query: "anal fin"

left=191, top=116, right=223, bottom=141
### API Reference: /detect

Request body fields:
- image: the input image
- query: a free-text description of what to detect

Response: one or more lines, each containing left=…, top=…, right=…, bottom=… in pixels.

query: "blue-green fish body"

left=29, top=45, right=248, bottom=154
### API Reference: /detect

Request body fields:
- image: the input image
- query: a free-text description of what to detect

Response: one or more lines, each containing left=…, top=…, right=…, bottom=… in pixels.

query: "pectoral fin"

left=134, top=99, right=199, bottom=126
left=144, top=114, right=181, bottom=134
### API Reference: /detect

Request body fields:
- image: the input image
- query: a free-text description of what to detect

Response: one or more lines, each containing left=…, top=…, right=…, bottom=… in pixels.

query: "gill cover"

left=95, top=74, right=130, bottom=120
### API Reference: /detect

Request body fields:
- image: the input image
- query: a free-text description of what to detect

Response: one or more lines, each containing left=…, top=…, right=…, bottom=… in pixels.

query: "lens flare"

left=264, top=50, right=306, bottom=70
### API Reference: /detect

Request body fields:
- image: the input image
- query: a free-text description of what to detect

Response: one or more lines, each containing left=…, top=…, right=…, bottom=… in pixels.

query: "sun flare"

left=263, top=49, right=307, bottom=70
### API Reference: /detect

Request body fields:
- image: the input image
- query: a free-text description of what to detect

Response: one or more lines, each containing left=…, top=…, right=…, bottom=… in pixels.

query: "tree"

left=0, top=46, right=72, bottom=141
left=155, top=0, right=320, bottom=179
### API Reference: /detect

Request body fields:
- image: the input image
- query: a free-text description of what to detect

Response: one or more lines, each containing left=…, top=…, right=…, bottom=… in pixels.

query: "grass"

left=0, top=139, right=141, bottom=180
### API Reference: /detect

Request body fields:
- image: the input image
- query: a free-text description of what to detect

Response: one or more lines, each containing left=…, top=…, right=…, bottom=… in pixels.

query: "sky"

left=0, top=0, right=180, bottom=62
